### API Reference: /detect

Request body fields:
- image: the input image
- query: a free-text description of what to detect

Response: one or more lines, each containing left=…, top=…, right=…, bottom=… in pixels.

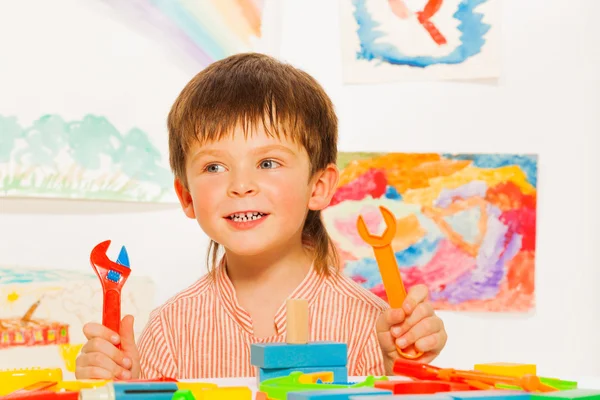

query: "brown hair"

left=167, top=52, right=340, bottom=275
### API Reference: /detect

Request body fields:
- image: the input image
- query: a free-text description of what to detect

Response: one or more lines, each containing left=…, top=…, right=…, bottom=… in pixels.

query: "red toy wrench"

left=90, top=240, right=131, bottom=349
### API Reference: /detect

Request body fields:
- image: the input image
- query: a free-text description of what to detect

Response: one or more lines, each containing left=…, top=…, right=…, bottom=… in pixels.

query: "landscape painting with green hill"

left=0, top=114, right=176, bottom=203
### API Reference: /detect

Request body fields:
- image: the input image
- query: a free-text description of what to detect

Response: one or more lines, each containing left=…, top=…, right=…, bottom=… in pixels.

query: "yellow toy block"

left=474, top=362, right=537, bottom=377
left=198, top=386, right=253, bottom=400
left=53, top=380, right=108, bottom=391
left=0, top=367, right=63, bottom=395
left=176, top=382, right=219, bottom=398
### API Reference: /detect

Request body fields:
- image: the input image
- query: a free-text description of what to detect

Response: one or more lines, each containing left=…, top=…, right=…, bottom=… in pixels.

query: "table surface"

left=186, top=376, right=600, bottom=396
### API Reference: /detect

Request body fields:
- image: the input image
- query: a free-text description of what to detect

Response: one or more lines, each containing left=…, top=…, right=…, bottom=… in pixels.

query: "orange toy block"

left=474, top=363, right=537, bottom=378
left=285, top=299, right=309, bottom=344
left=255, top=391, right=270, bottom=400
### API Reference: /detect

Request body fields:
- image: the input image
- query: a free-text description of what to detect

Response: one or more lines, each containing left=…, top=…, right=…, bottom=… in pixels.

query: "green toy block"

left=171, top=389, right=195, bottom=400
left=531, top=389, right=600, bottom=400
left=258, top=371, right=388, bottom=400
left=258, top=366, right=348, bottom=382
left=497, top=378, right=578, bottom=392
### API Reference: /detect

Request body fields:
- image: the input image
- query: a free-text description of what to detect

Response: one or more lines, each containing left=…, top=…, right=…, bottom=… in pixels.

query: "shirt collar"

left=214, top=258, right=326, bottom=336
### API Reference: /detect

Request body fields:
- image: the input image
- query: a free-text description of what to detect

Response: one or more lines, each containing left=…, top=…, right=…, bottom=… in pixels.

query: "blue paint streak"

left=352, top=0, right=491, bottom=68
left=0, top=268, right=96, bottom=284
left=443, top=153, right=539, bottom=187
left=384, top=185, right=402, bottom=199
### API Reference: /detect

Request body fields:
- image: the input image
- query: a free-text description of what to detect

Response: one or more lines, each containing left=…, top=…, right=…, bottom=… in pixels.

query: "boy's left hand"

left=376, top=284, right=447, bottom=374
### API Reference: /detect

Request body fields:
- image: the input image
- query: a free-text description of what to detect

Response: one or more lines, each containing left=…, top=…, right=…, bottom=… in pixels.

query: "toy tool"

left=356, top=205, right=423, bottom=360
left=90, top=240, right=131, bottom=349
left=393, top=359, right=558, bottom=392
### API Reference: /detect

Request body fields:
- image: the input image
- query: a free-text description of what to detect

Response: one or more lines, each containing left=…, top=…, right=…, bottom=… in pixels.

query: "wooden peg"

left=285, top=298, right=308, bottom=344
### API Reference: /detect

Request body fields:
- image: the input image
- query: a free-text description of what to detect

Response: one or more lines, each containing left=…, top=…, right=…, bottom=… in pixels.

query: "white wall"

left=1, top=0, right=599, bottom=379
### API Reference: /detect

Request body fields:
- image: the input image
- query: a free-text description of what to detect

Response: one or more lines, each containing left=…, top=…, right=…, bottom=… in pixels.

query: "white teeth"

left=229, top=212, right=265, bottom=222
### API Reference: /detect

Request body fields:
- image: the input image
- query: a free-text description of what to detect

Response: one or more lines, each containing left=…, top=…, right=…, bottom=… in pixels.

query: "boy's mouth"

left=225, top=211, right=268, bottom=222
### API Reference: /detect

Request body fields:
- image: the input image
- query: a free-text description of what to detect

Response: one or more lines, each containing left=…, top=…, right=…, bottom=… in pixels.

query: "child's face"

left=175, top=124, right=338, bottom=257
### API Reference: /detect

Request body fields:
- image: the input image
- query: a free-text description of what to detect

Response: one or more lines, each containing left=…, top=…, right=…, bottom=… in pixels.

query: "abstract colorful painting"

left=323, top=153, right=537, bottom=312
left=0, top=114, right=176, bottom=203
left=99, top=0, right=267, bottom=70
left=340, top=0, right=501, bottom=83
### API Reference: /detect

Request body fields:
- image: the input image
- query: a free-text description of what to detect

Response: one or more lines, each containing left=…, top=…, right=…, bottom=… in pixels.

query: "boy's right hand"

left=75, top=314, right=141, bottom=380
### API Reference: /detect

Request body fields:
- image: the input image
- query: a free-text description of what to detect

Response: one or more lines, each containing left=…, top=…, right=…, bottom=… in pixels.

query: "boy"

left=75, top=53, right=447, bottom=380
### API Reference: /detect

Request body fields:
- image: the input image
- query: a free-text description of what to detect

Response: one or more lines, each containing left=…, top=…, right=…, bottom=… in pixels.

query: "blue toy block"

left=257, top=366, right=348, bottom=382
left=251, top=342, right=347, bottom=369
left=287, top=387, right=392, bottom=400
left=348, top=395, right=455, bottom=400
left=445, top=390, right=532, bottom=400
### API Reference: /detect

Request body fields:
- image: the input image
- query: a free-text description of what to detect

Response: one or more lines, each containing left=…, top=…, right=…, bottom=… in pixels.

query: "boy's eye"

left=205, top=163, right=225, bottom=173
left=259, top=159, right=281, bottom=169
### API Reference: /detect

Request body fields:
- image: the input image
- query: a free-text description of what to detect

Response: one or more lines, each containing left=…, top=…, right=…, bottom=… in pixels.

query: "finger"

left=376, top=308, right=406, bottom=333
left=396, top=316, right=443, bottom=349
left=402, top=284, right=429, bottom=315
left=80, top=338, right=131, bottom=369
left=83, top=322, right=121, bottom=346
left=76, top=353, right=132, bottom=380
left=414, top=329, right=448, bottom=354
left=120, top=315, right=137, bottom=352
left=395, top=301, right=435, bottom=336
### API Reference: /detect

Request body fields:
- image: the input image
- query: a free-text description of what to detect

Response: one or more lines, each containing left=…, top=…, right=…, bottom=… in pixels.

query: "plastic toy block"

left=198, top=387, right=253, bottom=400
left=474, top=363, right=537, bottom=378
left=0, top=367, right=63, bottom=395
left=286, top=298, right=309, bottom=344
left=251, top=342, right=347, bottom=369
left=259, top=372, right=387, bottom=400
left=374, top=380, right=471, bottom=394
left=539, top=378, right=578, bottom=391
left=176, top=382, right=220, bottom=398
left=497, top=377, right=578, bottom=392
left=258, top=366, right=348, bottom=382
left=299, top=372, right=335, bottom=384
left=173, top=390, right=196, bottom=400
left=256, top=392, right=269, bottom=400
left=349, top=395, right=455, bottom=400
left=444, top=390, right=533, bottom=400
left=530, top=390, right=600, bottom=400
left=287, top=387, right=392, bottom=399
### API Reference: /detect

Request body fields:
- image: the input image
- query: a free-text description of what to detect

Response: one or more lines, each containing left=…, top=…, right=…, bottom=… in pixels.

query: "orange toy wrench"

left=357, top=205, right=424, bottom=360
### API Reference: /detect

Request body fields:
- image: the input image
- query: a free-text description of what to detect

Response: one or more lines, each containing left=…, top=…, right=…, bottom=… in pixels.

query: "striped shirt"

left=137, top=262, right=390, bottom=379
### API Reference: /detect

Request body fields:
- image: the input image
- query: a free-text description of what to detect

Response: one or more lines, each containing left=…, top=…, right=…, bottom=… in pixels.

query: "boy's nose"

left=227, top=179, right=258, bottom=197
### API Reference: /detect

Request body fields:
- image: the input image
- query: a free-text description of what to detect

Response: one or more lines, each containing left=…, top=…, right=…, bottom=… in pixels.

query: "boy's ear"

left=308, top=163, right=340, bottom=211
left=174, top=178, right=196, bottom=219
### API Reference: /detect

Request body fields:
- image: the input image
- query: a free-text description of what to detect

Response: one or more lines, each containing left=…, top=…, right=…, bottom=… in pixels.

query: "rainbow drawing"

left=99, top=0, right=265, bottom=68
left=323, top=152, right=537, bottom=312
